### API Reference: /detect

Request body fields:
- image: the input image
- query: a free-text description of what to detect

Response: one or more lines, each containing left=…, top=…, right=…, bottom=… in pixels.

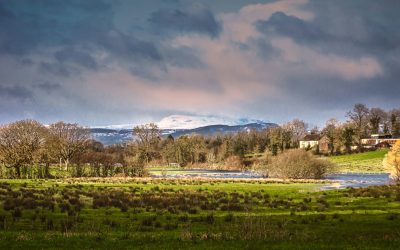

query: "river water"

left=151, top=169, right=391, bottom=189
left=323, top=173, right=390, bottom=189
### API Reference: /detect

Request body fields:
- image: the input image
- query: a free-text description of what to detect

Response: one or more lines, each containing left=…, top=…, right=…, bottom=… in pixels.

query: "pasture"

left=0, top=178, right=399, bottom=249
left=328, top=150, right=389, bottom=173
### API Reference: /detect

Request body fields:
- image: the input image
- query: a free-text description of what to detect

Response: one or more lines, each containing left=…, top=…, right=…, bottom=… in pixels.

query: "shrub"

left=46, top=219, right=54, bottom=230
left=223, top=156, right=244, bottom=170
left=224, top=213, right=235, bottom=222
left=12, top=207, right=22, bottom=220
left=0, top=214, right=6, bottom=229
left=125, top=156, right=148, bottom=177
left=205, top=213, right=215, bottom=224
left=263, top=149, right=333, bottom=179
left=164, top=223, right=178, bottom=230
left=387, top=213, right=398, bottom=220
left=178, top=214, right=189, bottom=222
left=141, top=218, right=154, bottom=227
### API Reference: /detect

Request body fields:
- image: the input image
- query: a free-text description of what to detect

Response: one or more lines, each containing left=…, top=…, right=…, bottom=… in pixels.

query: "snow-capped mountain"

left=90, top=115, right=276, bottom=145
left=93, top=115, right=267, bottom=130
left=156, top=115, right=266, bottom=130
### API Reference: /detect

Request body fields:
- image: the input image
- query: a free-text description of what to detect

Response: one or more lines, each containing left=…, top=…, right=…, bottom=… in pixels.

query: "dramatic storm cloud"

left=0, top=0, right=399, bottom=126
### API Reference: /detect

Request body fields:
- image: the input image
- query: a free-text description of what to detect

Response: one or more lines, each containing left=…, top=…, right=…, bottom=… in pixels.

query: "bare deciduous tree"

left=322, top=118, right=340, bottom=155
left=282, top=119, right=308, bottom=148
left=390, top=109, right=400, bottom=135
left=347, top=103, right=369, bottom=151
left=133, top=123, right=161, bottom=163
left=368, top=108, right=386, bottom=134
left=48, top=121, right=90, bottom=170
left=0, top=120, right=46, bottom=178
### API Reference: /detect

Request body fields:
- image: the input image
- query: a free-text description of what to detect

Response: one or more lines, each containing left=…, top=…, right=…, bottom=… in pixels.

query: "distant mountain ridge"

left=90, top=114, right=277, bottom=145
left=90, top=121, right=278, bottom=145
left=94, top=115, right=268, bottom=130
left=168, top=122, right=277, bottom=138
left=156, top=115, right=266, bottom=130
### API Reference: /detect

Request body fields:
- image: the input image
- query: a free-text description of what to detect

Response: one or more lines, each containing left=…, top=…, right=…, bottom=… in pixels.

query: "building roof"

left=371, top=134, right=392, bottom=139
left=301, top=134, right=321, bottom=141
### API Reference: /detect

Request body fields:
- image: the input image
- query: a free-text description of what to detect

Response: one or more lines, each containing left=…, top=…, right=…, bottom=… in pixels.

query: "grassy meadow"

left=0, top=178, right=399, bottom=249
left=328, top=149, right=389, bottom=173
left=0, top=148, right=395, bottom=249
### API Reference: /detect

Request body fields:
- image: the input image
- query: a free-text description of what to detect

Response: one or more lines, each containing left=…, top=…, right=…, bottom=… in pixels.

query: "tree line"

left=132, top=104, right=400, bottom=167
left=322, top=104, right=400, bottom=154
left=0, top=121, right=143, bottom=178
left=0, top=103, right=399, bottom=179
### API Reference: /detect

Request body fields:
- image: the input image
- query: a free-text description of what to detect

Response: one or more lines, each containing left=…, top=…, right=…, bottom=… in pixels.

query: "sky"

left=0, top=0, right=399, bottom=127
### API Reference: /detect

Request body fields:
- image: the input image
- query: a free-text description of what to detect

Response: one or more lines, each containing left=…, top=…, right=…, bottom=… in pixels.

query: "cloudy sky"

left=0, top=0, right=399, bottom=126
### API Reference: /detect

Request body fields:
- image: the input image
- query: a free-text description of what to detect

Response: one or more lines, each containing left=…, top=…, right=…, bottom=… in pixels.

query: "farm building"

left=299, top=134, right=320, bottom=149
left=361, top=134, right=400, bottom=148
left=299, top=134, right=331, bottom=153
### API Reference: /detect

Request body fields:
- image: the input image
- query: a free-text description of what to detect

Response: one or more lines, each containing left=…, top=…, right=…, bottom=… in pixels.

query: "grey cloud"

left=54, top=48, right=98, bottom=70
left=247, top=1, right=400, bottom=124
left=34, top=82, right=62, bottom=93
left=148, top=3, right=221, bottom=38
left=256, top=2, right=400, bottom=57
left=0, top=1, right=101, bottom=55
left=98, top=30, right=163, bottom=62
left=130, top=65, right=165, bottom=81
left=1, top=0, right=400, bottom=126
left=0, top=0, right=163, bottom=76
left=308, top=0, right=400, bottom=51
left=241, top=38, right=281, bottom=60
left=39, top=62, right=73, bottom=77
left=19, top=58, right=34, bottom=66
left=0, top=84, right=32, bottom=100
left=163, top=46, right=205, bottom=68
left=256, top=12, right=330, bottom=44
left=0, top=0, right=211, bottom=82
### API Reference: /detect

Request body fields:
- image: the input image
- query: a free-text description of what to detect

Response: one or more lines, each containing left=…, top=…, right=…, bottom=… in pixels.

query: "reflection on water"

left=151, top=169, right=391, bottom=189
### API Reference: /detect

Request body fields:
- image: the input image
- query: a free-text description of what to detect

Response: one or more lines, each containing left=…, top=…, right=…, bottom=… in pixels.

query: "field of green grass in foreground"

left=328, top=149, right=389, bottom=173
left=0, top=178, right=399, bottom=249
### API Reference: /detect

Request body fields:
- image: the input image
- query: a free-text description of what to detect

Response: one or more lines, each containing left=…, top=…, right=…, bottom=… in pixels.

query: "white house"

left=299, top=134, right=321, bottom=149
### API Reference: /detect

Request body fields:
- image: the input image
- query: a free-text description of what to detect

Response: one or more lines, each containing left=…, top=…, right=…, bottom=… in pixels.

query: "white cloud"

left=270, top=37, right=383, bottom=80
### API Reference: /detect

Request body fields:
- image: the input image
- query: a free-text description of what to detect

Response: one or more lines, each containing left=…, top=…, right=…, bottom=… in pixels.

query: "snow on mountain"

left=93, top=115, right=266, bottom=130
left=90, top=115, right=275, bottom=145
left=156, top=115, right=265, bottom=130
left=93, top=124, right=137, bottom=130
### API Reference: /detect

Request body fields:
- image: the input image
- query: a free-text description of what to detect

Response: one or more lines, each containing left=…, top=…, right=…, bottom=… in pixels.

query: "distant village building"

left=300, top=133, right=400, bottom=153
left=299, top=134, right=331, bottom=154
left=299, top=134, right=320, bottom=149
left=361, top=134, right=400, bottom=148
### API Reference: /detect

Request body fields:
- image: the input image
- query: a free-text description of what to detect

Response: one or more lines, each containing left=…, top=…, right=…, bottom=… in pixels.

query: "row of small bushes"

left=0, top=164, right=148, bottom=179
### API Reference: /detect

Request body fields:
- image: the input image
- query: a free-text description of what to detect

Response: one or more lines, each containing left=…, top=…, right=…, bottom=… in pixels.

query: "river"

left=150, top=169, right=391, bottom=189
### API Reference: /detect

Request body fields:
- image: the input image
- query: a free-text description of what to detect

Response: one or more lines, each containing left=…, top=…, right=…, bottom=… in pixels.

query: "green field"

left=0, top=178, right=399, bottom=249
left=328, top=150, right=389, bottom=173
